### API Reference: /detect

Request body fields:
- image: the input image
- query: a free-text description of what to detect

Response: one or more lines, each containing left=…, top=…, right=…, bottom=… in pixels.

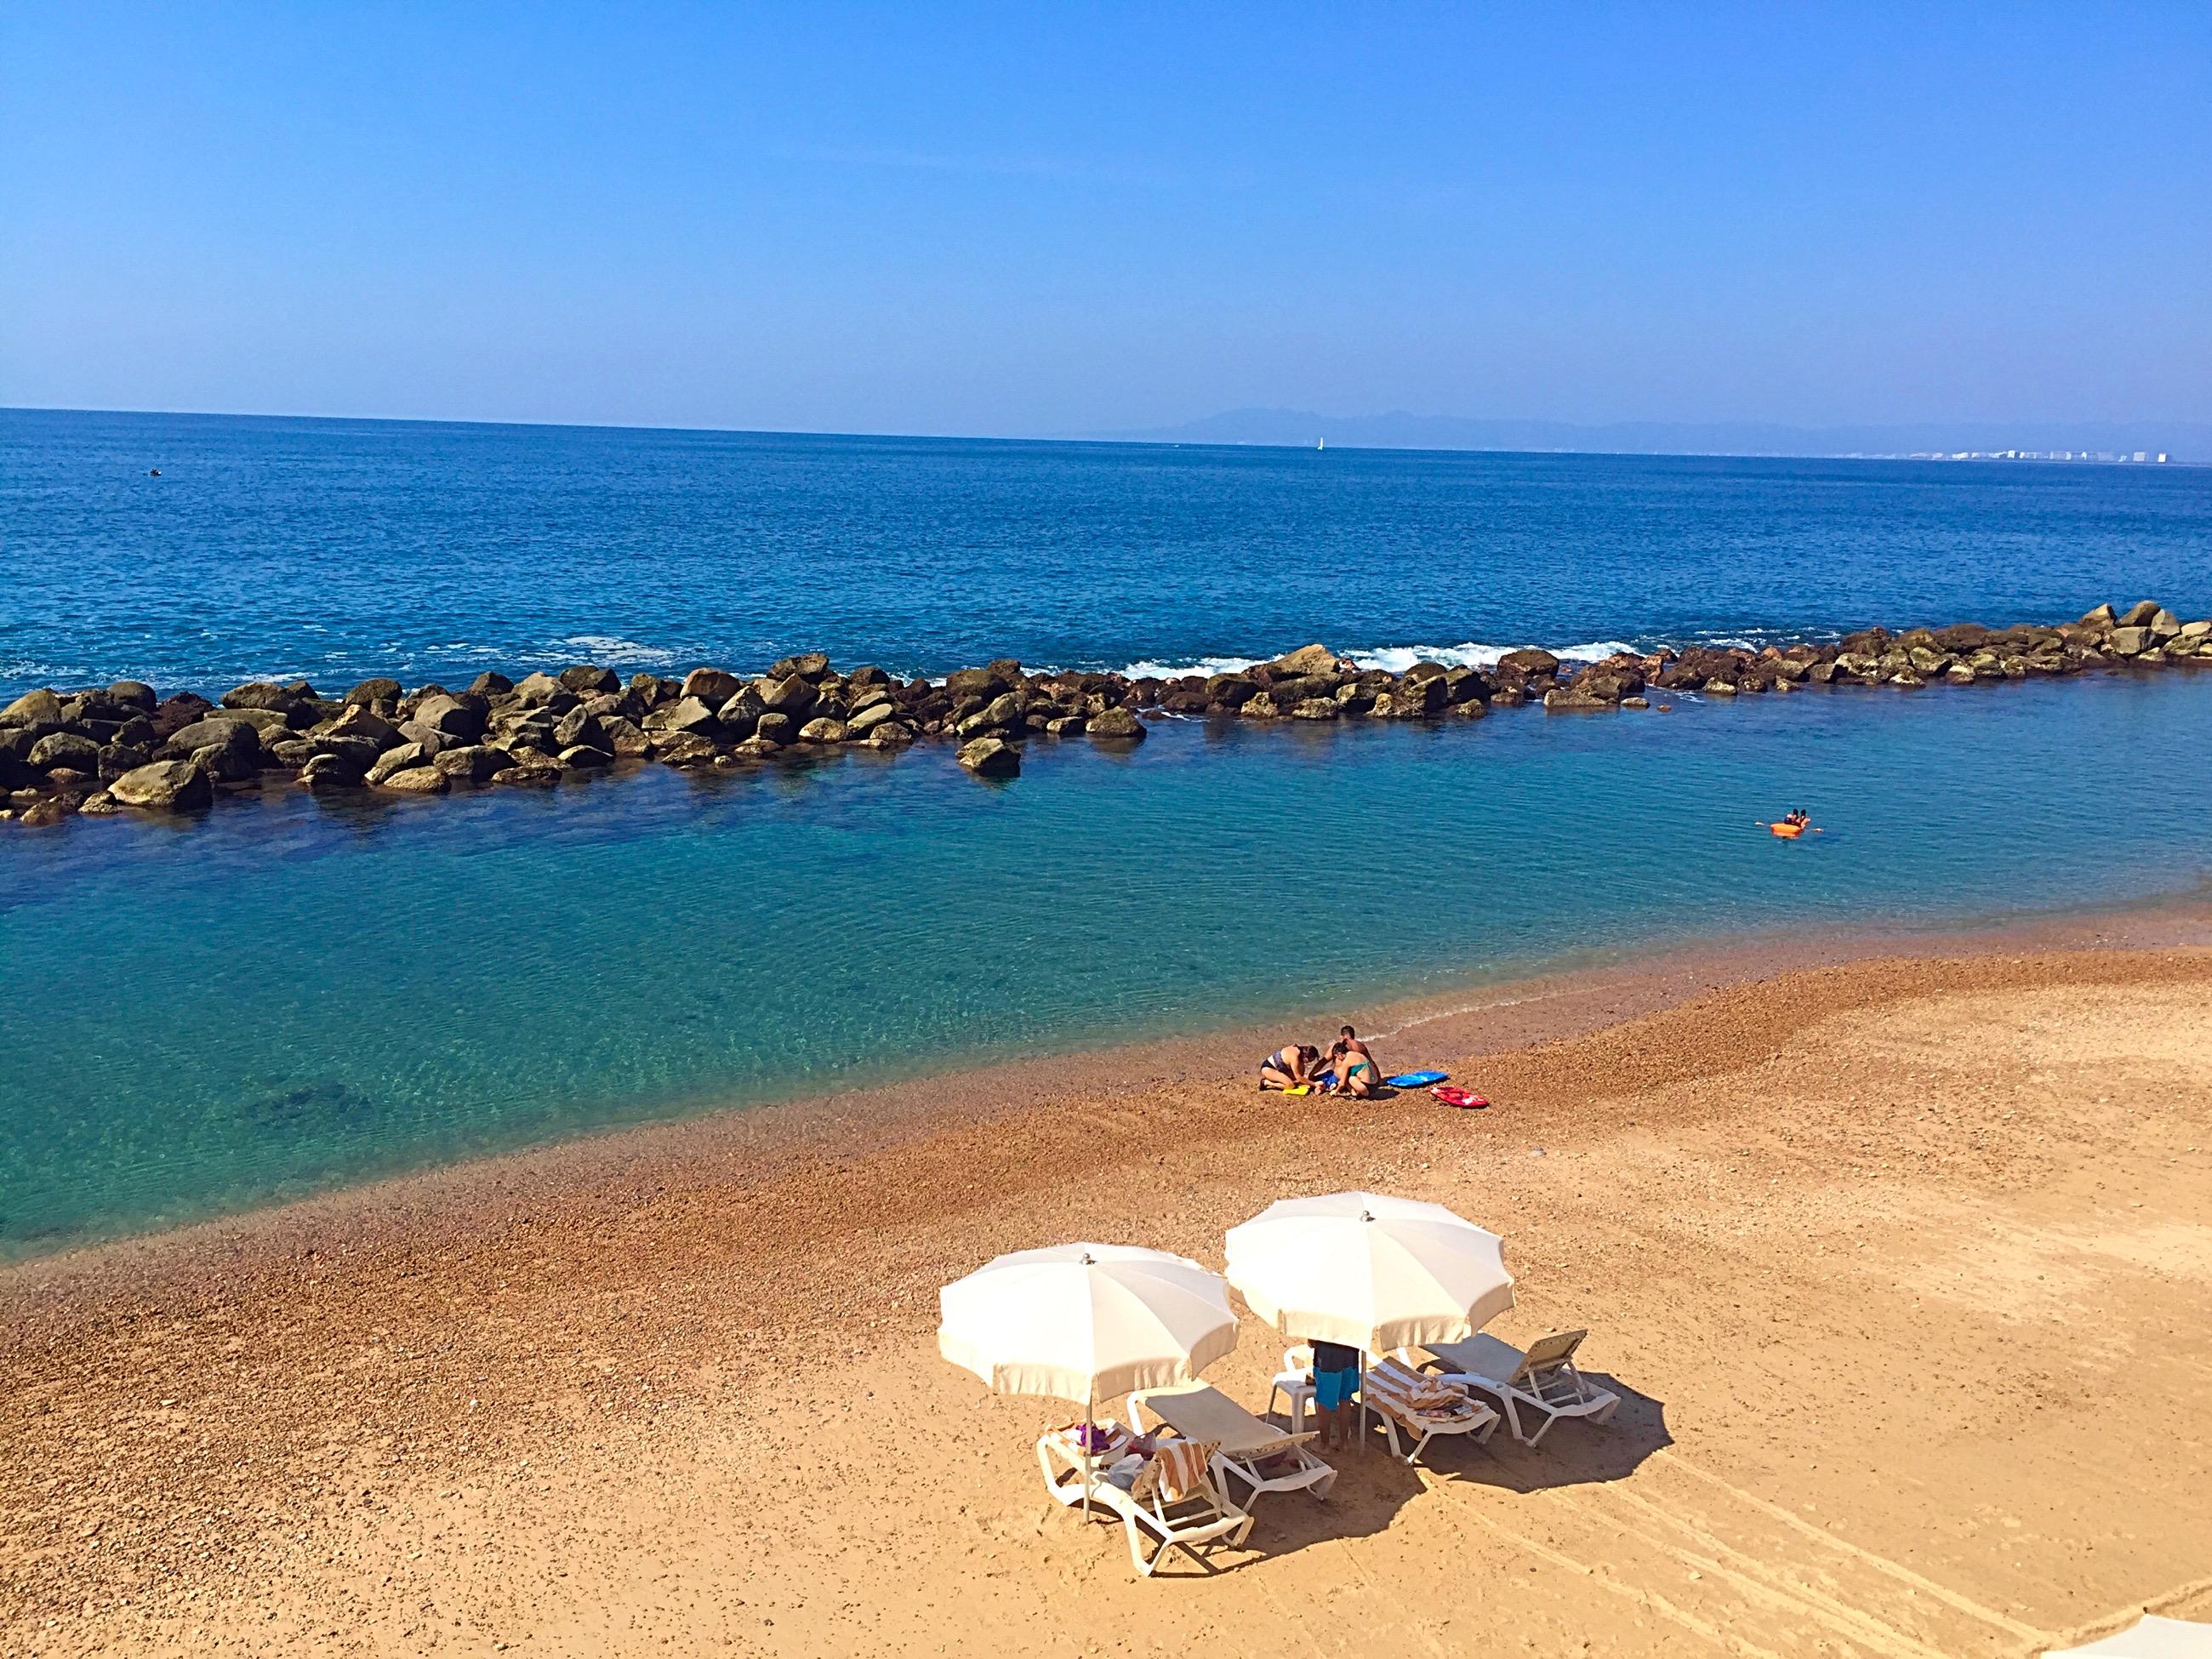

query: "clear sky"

left=4, top=3, right=2208, bottom=435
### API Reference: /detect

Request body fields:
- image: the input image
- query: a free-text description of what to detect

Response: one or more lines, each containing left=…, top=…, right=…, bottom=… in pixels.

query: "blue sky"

left=3, top=3, right=2207, bottom=434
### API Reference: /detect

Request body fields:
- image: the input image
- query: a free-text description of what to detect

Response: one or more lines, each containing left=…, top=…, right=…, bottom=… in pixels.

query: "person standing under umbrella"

left=1308, top=1337, right=1363, bottom=1451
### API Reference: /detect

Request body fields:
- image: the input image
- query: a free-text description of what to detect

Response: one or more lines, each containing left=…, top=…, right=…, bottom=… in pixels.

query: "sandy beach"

left=6, top=930, right=2212, bottom=1656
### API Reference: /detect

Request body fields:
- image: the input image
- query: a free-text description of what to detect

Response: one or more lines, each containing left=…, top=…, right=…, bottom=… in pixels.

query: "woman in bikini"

left=1331, top=1024, right=1380, bottom=1097
left=1260, top=1043, right=1322, bottom=1092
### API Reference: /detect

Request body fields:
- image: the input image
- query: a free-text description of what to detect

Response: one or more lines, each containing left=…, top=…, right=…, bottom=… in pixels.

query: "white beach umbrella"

left=2044, top=1617, right=2212, bottom=1658
left=938, top=1243, right=1238, bottom=1408
left=1224, top=1191, right=1514, bottom=1354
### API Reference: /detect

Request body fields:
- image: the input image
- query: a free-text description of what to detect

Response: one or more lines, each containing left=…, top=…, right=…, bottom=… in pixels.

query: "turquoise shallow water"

left=5, top=672, right=2211, bottom=1257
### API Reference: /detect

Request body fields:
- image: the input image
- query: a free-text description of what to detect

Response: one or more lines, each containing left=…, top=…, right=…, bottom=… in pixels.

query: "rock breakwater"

left=3, top=601, right=2206, bottom=825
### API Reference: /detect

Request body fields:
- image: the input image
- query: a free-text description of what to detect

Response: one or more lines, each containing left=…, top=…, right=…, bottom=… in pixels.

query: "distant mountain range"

left=1090, top=408, right=2211, bottom=461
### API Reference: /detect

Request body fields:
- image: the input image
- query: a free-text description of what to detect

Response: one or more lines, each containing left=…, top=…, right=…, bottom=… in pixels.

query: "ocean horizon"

left=4, top=407, right=2210, bottom=1257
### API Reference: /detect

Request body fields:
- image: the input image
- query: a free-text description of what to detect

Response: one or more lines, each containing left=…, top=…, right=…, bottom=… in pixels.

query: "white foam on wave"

left=558, top=635, right=685, bottom=667
left=1097, top=638, right=1643, bottom=680
left=1110, top=654, right=1272, bottom=681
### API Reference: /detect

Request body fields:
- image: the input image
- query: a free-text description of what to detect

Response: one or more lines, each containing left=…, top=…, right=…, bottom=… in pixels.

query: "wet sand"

left=5, top=920, right=2212, bottom=1656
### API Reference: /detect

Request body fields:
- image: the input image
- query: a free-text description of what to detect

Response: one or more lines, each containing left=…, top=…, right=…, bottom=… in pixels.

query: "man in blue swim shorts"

left=1309, top=1338, right=1361, bottom=1452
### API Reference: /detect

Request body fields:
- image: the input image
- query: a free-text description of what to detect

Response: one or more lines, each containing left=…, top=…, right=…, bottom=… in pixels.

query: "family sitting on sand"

left=1260, top=1026, right=1381, bottom=1097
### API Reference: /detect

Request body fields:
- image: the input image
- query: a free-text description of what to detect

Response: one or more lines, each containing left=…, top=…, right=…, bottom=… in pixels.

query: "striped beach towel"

left=1142, top=1438, right=1220, bottom=1504
left=1365, top=1357, right=1474, bottom=1422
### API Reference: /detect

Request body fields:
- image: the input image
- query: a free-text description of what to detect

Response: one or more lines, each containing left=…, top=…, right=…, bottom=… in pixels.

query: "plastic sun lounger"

left=1360, top=1354, right=1500, bottom=1463
left=1035, top=1428, right=1255, bottom=1576
left=1420, top=1330, right=1621, bottom=1446
left=1130, top=1382, right=1337, bottom=1511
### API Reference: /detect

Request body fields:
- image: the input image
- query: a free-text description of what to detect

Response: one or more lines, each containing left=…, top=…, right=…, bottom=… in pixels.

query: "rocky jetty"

left=3, top=601, right=2206, bottom=825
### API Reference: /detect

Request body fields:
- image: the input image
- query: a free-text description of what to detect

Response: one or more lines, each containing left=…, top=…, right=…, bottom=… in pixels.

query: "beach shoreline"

left=6, top=926, right=2212, bottom=1654
left=10, top=887, right=2212, bottom=1283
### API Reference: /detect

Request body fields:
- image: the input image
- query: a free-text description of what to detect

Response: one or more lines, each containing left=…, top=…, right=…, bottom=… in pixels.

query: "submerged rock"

left=1086, top=707, right=1147, bottom=743
left=957, top=737, right=1021, bottom=777
left=109, top=760, right=213, bottom=812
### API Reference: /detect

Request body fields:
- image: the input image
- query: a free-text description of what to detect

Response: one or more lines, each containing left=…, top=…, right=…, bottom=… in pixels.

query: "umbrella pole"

left=1083, top=1385, right=1097, bottom=1515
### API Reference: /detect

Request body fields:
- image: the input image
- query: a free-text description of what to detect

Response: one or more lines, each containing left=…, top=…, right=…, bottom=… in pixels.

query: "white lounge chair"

left=1131, top=1382, right=1337, bottom=1512
left=1360, top=1354, right=1500, bottom=1462
left=1035, top=1427, right=1254, bottom=1576
left=1421, top=1330, right=1620, bottom=1445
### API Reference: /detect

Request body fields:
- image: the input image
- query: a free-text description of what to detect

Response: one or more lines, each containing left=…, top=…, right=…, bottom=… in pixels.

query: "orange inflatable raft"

left=1769, top=820, right=1804, bottom=838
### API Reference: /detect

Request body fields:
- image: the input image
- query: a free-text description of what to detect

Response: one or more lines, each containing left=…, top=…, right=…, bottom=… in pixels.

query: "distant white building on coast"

left=1901, top=448, right=2175, bottom=465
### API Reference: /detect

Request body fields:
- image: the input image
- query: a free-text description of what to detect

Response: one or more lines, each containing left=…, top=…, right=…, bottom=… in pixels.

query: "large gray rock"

left=1271, top=643, right=1342, bottom=677
left=715, top=688, right=765, bottom=738
left=847, top=700, right=897, bottom=734
left=3, top=688, right=64, bottom=726
left=681, top=667, right=744, bottom=706
left=430, top=744, right=504, bottom=781
left=601, top=715, right=651, bottom=756
left=758, top=674, right=818, bottom=715
left=365, top=743, right=428, bottom=785
left=798, top=717, right=849, bottom=744
left=109, top=760, right=213, bottom=812
left=552, top=707, right=607, bottom=751
left=328, top=705, right=401, bottom=749
left=219, top=681, right=308, bottom=714
left=768, top=651, right=833, bottom=681
left=1496, top=647, right=1561, bottom=677
left=653, top=732, right=721, bottom=768
left=379, top=766, right=449, bottom=795
left=752, top=712, right=794, bottom=747
left=162, top=716, right=262, bottom=779
left=2109, top=626, right=2151, bottom=657
left=98, top=741, right=152, bottom=782
left=344, top=677, right=403, bottom=708
left=648, top=696, right=721, bottom=736
left=396, top=721, right=455, bottom=758
left=107, top=681, right=156, bottom=711
left=29, top=732, right=102, bottom=773
left=560, top=664, right=620, bottom=694
left=512, top=671, right=566, bottom=706
left=957, top=737, right=1021, bottom=778
left=2117, top=600, right=2162, bottom=627
left=411, top=693, right=487, bottom=740
left=310, top=733, right=385, bottom=771
left=1086, top=708, right=1147, bottom=743
left=300, top=752, right=364, bottom=793
left=944, top=666, right=1010, bottom=700
left=558, top=744, right=613, bottom=769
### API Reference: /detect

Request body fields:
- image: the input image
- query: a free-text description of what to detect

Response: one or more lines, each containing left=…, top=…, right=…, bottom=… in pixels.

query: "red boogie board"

left=1431, top=1085, right=1489, bottom=1109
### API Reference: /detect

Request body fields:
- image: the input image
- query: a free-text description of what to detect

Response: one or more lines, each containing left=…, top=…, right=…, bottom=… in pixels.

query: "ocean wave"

left=558, top=634, right=686, bottom=668
left=1098, top=639, right=1642, bottom=680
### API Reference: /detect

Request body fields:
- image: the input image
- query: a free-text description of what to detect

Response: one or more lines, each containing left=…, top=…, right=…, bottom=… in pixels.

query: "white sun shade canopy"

left=2044, top=1618, right=2212, bottom=1659
left=1225, top=1191, right=1514, bottom=1353
left=938, top=1243, right=1239, bottom=1404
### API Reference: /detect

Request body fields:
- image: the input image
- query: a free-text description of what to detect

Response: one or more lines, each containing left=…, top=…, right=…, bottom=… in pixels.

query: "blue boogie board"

left=1386, top=1070, right=1449, bottom=1088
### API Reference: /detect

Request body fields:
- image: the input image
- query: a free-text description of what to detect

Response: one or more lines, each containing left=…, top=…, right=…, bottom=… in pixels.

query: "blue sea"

left=3, top=408, right=2210, bottom=1257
